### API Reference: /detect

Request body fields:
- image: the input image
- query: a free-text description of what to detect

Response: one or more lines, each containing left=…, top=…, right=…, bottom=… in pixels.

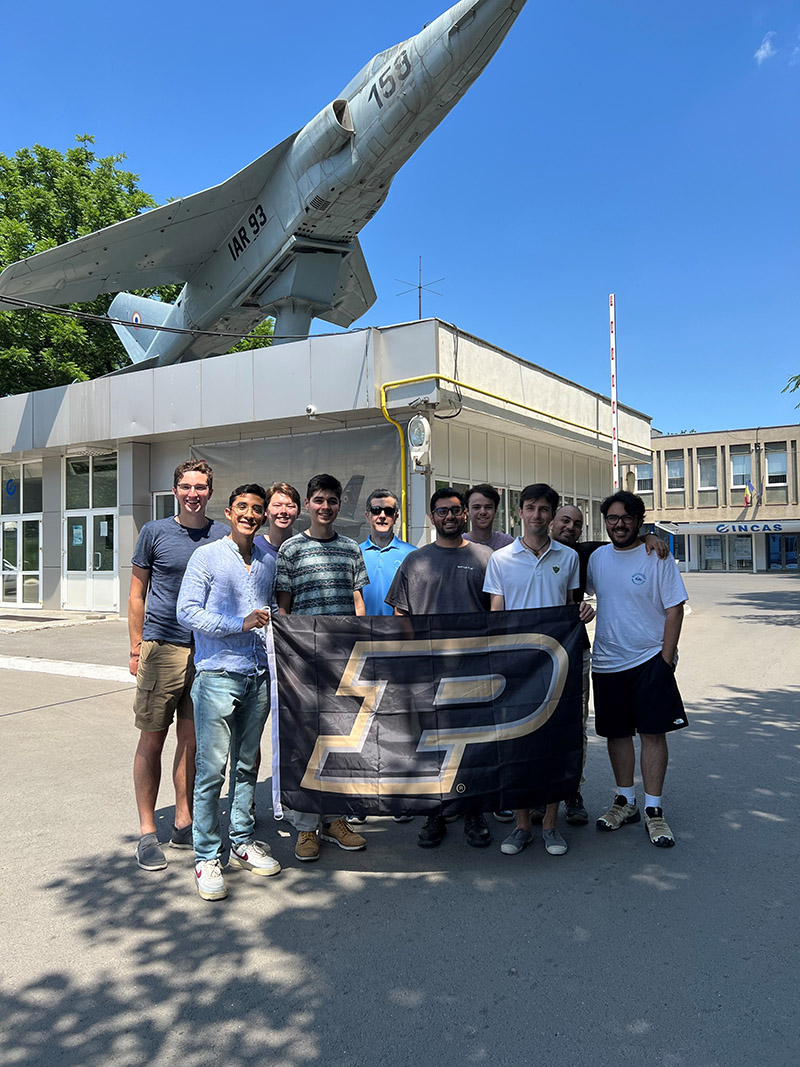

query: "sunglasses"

left=369, top=505, right=398, bottom=517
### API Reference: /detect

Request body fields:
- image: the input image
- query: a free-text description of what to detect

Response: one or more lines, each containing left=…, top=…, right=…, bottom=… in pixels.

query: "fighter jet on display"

left=0, top=0, right=526, bottom=370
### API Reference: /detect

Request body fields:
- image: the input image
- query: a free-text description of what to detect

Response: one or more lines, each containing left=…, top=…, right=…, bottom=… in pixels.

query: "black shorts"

left=592, top=653, right=687, bottom=738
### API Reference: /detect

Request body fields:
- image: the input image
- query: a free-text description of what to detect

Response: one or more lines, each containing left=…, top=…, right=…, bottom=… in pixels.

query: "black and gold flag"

left=271, top=607, right=584, bottom=818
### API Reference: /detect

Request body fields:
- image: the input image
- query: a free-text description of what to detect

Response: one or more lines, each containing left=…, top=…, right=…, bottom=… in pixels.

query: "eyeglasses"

left=605, top=514, right=637, bottom=526
left=231, top=502, right=265, bottom=516
left=433, top=506, right=465, bottom=517
left=176, top=483, right=210, bottom=493
left=369, top=505, right=397, bottom=517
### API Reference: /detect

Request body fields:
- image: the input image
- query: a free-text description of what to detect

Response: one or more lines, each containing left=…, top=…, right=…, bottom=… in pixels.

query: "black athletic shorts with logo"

left=592, top=653, right=687, bottom=738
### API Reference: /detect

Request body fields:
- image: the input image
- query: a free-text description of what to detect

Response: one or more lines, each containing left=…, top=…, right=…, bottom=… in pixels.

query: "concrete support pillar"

left=117, top=442, right=151, bottom=619
left=40, top=457, right=62, bottom=610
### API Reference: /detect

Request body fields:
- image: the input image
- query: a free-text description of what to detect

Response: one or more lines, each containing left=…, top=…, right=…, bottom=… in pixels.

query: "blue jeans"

left=192, top=670, right=269, bottom=861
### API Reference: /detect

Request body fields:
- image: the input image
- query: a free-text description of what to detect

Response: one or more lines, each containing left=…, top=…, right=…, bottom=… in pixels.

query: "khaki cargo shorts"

left=133, top=640, right=195, bottom=731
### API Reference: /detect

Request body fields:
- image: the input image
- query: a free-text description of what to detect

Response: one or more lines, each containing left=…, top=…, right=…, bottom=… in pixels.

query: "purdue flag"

left=271, top=607, right=584, bottom=818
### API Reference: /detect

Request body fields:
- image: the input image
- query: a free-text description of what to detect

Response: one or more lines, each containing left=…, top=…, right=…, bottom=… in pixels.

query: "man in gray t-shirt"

left=385, top=487, right=493, bottom=850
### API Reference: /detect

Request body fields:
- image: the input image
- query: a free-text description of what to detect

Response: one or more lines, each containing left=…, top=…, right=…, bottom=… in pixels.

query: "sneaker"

left=195, top=858, right=227, bottom=900
left=565, top=793, right=589, bottom=826
left=464, top=813, right=492, bottom=848
left=529, top=805, right=546, bottom=824
left=500, top=827, right=533, bottom=855
left=645, top=807, right=675, bottom=848
left=493, top=810, right=515, bottom=823
left=543, top=828, right=568, bottom=856
left=169, top=823, right=193, bottom=850
left=229, top=840, right=281, bottom=877
left=596, top=795, right=641, bottom=831
left=295, top=830, right=320, bottom=862
left=320, top=818, right=366, bottom=851
left=137, top=832, right=167, bottom=871
left=348, top=814, right=367, bottom=824
left=444, top=812, right=462, bottom=823
left=418, top=814, right=446, bottom=848
left=392, top=814, right=414, bottom=823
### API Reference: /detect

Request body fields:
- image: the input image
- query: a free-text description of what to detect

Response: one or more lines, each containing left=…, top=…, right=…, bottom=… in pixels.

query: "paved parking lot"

left=1, top=572, right=798, bottom=1067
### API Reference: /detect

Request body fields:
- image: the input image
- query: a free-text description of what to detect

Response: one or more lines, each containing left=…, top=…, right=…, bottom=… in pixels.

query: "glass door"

left=1, top=519, right=42, bottom=606
left=63, top=511, right=118, bottom=610
left=768, top=534, right=798, bottom=571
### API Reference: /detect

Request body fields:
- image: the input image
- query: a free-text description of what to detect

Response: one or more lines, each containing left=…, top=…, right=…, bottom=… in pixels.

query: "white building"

left=0, top=319, right=652, bottom=613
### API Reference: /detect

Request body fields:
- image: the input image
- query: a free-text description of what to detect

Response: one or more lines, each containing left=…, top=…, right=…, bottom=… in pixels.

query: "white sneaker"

left=229, top=840, right=281, bottom=877
left=195, top=858, right=227, bottom=900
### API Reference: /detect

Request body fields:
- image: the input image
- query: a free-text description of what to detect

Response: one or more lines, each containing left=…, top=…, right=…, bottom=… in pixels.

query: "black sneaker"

left=565, top=793, right=589, bottom=826
left=492, top=810, right=515, bottom=823
left=464, top=813, right=492, bottom=848
left=417, top=814, right=446, bottom=848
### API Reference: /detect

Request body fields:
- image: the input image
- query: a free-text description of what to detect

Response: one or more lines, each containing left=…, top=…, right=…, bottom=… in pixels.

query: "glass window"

left=66, top=458, right=91, bottom=509
left=67, top=517, right=87, bottom=571
left=92, top=454, right=118, bottom=508
left=2, top=464, right=21, bottom=515
left=23, top=462, right=43, bottom=512
left=697, top=448, right=717, bottom=489
left=730, top=446, right=751, bottom=487
left=635, top=463, right=653, bottom=492
left=22, top=521, right=39, bottom=570
left=665, top=450, right=684, bottom=490
left=154, top=493, right=178, bottom=520
left=93, top=515, right=115, bottom=571
left=765, top=442, right=787, bottom=486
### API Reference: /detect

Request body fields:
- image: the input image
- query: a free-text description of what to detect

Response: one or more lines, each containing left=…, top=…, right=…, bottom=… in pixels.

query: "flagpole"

left=609, top=294, right=619, bottom=490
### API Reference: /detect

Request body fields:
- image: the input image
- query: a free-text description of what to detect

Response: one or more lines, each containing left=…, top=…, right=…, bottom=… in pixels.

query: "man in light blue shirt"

left=358, top=488, right=416, bottom=617
left=177, top=483, right=281, bottom=901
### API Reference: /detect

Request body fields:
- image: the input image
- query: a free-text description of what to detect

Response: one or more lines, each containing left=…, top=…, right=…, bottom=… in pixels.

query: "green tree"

left=783, top=374, right=799, bottom=405
left=0, top=135, right=273, bottom=396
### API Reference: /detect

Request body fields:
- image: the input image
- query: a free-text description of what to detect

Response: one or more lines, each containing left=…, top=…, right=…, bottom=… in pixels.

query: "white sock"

left=645, top=794, right=662, bottom=811
left=616, top=785, right=636, bottom=805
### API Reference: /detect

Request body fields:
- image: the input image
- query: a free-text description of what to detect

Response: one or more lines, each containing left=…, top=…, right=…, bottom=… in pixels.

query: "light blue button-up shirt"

left=359, top=534, right=417, bottom=616
left=177, top=536, right=275, bottom=674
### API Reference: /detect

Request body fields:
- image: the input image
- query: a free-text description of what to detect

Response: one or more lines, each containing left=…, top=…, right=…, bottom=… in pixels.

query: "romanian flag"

left=744, top=480, right=756, bottom=506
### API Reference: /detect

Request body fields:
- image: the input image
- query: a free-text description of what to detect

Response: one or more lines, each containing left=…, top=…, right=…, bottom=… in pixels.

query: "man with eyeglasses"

left=549, top=504, right=670, bottom=825
left=385, top=487, right=494, bottom=850
left=129, top=460, right=228, bottom=872
left=178, top=483, right=281, bottom=900
left=587, top=491, right=689, bottom=848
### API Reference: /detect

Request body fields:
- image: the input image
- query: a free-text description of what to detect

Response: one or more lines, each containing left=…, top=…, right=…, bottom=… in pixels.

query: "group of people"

left=129, top=461, right=689, bottom=902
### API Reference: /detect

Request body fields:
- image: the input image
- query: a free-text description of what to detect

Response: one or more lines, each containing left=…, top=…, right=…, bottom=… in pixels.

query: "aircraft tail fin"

left=109, top=293, right=175, bottom=363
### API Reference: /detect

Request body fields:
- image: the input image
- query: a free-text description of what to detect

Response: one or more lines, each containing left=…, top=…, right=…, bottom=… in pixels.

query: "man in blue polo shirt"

left=358, top=488, right=416, bottom=616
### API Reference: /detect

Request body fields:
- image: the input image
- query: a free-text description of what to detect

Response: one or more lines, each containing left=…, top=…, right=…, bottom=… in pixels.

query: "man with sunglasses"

left=385, top=487, right=494, bottom=850
left=587, top=491, right=688, bottom=848
left=358, top=490, right=417, bottom=616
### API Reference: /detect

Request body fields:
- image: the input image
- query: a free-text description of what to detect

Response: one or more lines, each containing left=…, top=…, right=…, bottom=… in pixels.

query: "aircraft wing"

left=315, top=239, right=377, bottom=328
left=0, top=133, right=297, bottom=308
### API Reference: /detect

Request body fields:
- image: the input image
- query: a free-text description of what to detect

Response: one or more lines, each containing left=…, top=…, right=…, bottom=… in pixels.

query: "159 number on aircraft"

left=368, top=50, right=412, bottom=109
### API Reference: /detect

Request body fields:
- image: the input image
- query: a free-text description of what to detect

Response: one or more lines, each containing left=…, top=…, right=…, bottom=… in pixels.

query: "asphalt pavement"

left=1, top=572, right=798, bottom=1067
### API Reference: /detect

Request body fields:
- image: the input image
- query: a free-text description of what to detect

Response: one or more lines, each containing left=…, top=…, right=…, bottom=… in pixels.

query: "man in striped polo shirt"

left=275, top=473, right=370, bottom=862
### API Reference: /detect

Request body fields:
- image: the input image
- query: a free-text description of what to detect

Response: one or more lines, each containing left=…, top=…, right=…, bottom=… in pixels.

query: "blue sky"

left=3, top=1, right=798, bottom=433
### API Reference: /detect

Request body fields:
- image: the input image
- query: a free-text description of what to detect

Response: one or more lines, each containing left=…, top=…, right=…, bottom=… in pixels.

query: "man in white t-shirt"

left=587, top=491, right=689, bottom=848
left=483, top=483, right=594, bottom=859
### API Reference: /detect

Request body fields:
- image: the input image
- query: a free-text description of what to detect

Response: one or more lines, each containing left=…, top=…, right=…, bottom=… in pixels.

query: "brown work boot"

left=320, top=818, right=366, bottom=851
left=294, top=830, right=320, bottom=862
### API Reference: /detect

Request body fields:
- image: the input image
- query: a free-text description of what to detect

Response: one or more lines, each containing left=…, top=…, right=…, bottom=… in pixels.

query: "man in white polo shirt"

left=483, top=483, right=593, bottom=859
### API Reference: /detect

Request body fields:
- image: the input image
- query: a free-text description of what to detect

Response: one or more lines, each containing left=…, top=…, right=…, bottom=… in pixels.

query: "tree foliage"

left=783, top=374, right=800, bottom=405
left=0, top=135, right=272, bottom=396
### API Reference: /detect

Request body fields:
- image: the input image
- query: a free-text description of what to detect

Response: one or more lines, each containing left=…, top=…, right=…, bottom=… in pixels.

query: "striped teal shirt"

left=275, top=532, right=368, bottom=615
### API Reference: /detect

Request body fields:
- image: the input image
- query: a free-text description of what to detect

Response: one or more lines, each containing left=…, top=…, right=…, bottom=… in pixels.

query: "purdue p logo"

left=299, top=633, right=569, bottom=795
